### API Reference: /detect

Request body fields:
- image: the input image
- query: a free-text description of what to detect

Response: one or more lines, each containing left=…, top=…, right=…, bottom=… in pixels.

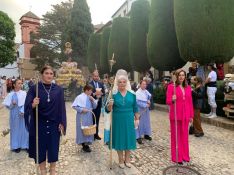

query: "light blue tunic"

left=73, top=95, right=97, bottom=145
left=135, top=100, right=152, bottom=139
left=6, top=93, right=29, bottom=150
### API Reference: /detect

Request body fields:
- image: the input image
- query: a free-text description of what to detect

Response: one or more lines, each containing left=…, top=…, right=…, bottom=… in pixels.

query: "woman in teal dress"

left=107, top=69, right=139, bottom=169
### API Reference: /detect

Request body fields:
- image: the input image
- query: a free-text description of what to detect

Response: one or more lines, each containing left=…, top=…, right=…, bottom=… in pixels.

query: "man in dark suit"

left=89, top=71, right=105, bottom=140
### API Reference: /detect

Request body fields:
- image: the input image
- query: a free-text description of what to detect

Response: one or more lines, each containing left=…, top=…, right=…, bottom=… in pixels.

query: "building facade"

left=17, top=11, right=40, bottom=79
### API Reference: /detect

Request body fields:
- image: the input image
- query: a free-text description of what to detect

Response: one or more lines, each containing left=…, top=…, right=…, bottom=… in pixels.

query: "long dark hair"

left=175, top=69, right=188, bottom=87
left=12, top=79, right=21, bottom=90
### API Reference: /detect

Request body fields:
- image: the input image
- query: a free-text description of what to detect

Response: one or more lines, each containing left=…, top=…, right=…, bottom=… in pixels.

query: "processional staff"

left=108, top=53, right=116, bottom=170
left=35, top=71, right=40, bottom=175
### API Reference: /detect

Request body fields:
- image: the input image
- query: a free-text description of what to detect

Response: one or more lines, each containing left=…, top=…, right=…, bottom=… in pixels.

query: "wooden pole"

left=108, top=53, right=115, bottom=170
left=35, top=72, right=39, bottom=175
left=172, top=74, right=179, bottom=170
left=109, top=87, right=113, bottom=169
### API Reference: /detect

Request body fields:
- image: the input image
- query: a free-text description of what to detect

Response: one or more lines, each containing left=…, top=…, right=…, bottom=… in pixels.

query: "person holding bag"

left=72, top=85, right=98, bottom=152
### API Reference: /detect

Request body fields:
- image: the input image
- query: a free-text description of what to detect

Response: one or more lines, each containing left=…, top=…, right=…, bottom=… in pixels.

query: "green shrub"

left=153, top=86, right=166, bottom=104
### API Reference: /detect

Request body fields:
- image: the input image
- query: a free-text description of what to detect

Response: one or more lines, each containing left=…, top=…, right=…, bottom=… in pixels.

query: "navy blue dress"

left=24, top=82, right=67, bottom=163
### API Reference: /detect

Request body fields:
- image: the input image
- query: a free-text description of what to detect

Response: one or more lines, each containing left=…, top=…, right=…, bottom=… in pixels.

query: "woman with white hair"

left=107, top=69, right=139, bottom=169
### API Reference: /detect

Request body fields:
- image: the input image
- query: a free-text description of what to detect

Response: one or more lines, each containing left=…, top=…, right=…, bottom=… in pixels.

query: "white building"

left=112, top=0, right=151, bottom=19
left=0, top=62, right=19, bottom=78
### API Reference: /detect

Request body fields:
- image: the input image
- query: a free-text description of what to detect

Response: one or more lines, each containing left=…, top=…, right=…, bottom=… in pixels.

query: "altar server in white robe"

left=72, top=85, right=98, bottom=152
left=135, top=80, right=152, bottom=144
left=3, top=79, right=29, bottom=153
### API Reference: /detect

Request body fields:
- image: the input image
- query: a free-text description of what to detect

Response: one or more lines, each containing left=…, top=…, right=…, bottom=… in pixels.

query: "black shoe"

left=82, top=145, right=92, bottom=153
left=144, top=135, right=152, bottom=141
left=178, top=162, right=183, bottom=165
left=94, top=135, right=101, bottom=140
left=12, top=148, right=21, bottom=153
left=137, top=138, right=143, bottom=144
left=195, top=133, right=204, bottom=137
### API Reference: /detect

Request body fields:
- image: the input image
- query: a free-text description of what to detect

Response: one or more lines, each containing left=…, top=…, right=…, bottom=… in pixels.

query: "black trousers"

left=93, top=101, right=102, bottom=136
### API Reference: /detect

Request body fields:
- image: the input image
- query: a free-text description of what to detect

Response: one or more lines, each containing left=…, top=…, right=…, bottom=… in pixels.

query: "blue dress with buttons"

left=24, top=82, right=67, bottom=163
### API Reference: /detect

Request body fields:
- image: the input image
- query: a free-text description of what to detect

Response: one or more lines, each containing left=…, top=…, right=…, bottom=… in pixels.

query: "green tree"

left=30, top=43, right=60, bottom=71
left=0, top=11, right=15, bottom=67
left=67, top=0, right=93, bottom=66
left=174, top=0, right=234, bottom=64
left=87, top=33, right=101, bottom=72
left=100, top=27, right=111, bottom=74
left=108, top=17, right=131, bottom=73
left=30, top=0, right=73, bottom=70
left=129, top=0, right=151, bottom=72
left=147, top=0, right=185, bottom=71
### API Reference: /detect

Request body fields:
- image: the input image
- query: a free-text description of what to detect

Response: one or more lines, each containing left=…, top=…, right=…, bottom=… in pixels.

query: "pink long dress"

left=166, top=83, right=194, bottom=163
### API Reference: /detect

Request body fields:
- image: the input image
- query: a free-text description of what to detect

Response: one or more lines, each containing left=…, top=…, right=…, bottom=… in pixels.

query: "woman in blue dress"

left=107, top=69, right=139, bottom=169
left=3, top=79, right=28, bottom=153
left=72, top=85, right=98, bottom=152
left=24, top=66, right=67, bottom=175
left=135, top=80, right=152, bottom=144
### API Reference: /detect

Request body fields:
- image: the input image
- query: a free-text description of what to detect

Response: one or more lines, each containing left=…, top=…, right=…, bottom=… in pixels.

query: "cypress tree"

left=148, top=0, right=185, bottom=71
left=87, top=33, right=101, bottom=72
left=69, top=0, right=93, bottom=66
left=174, top=0, right=234, bottom=64
left=108, top=17, right=131, bottom=73
left=129, top=0, right=151, bottom=72
left=100, top=27, right=111, bottom=74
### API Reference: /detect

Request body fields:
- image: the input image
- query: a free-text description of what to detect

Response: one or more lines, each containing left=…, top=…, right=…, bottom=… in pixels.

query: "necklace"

left=41, top=82, right=52, bottom=102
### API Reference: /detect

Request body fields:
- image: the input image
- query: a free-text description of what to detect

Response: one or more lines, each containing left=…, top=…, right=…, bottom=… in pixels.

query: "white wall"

left=112, top=0, right=151, bottom=19
left=0, top=62, right=19, bottom=78
left=18, top=44, right=25, bottom=58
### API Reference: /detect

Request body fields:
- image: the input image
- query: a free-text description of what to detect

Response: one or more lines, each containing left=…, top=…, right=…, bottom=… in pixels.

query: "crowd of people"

left=0, top=76, right=35, bottom=99
left=0, top=63, right=219, bottom=174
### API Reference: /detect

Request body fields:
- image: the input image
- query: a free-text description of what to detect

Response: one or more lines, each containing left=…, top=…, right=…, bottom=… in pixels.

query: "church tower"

left=19, top=11, right=40, bottom=59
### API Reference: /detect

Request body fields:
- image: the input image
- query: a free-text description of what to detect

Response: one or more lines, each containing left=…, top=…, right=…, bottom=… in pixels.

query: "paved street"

left=0, top=102, right=234, bottom=175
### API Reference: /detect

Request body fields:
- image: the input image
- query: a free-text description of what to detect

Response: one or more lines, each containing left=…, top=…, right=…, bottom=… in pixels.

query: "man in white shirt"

left=205, top=63, right=217, bottom=118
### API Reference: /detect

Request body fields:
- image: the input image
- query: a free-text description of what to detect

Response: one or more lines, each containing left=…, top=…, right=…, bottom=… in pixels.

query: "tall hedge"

left=129, top=0, right=151, bottom=72
left=174, top=0, right=234, bottom=64
left=87, top=33, right=101, bottom=72
left=147, top=0, right=185, bottom=71
left=108, top=17, right=131, bottom=73
left=100, top=27, right=111, bottom=74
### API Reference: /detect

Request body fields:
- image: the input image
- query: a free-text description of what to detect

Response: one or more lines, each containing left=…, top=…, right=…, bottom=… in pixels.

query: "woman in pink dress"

left=166, top=69, right=194, bottom=164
